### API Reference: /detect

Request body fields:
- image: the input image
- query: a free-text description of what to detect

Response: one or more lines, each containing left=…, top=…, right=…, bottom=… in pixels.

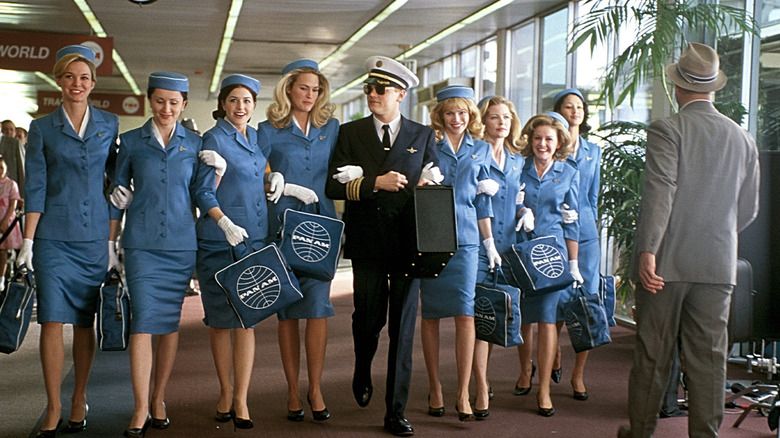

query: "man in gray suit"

left=0, top=120, right=25, bottom=197
left=620, top=43, right=760, bottom=438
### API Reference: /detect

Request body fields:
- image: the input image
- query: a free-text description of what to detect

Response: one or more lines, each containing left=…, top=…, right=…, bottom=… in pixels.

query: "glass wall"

left=509, top=22, right=536, bottom=122
left=540, top=8, right=569, bottom=110
left=481, top=38, right=498, bottom=98
left=756, top=0, right=780, bottom=150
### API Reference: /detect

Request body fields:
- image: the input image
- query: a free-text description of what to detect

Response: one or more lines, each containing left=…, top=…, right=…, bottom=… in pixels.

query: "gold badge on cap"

left=376, top=60, right=383, bottom=67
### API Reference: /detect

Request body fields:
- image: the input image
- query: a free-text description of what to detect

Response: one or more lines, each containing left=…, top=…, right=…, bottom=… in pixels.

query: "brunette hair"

left=211, top=85, right=254, bottom=120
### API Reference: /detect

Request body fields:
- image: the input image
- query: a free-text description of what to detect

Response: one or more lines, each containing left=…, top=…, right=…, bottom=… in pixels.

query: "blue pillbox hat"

left=545, top=111, right=570, bottom=130
left=148, top=72, right=189, bottom=92
left=436, top=85, right=474, bottom=102
left=220, top=74, right=261, bottom=94
left=55, top=45, right=96, bottom=63
left=552, top=88, right=584, bottom=108
left=282, top=59, right=319, bottom=75
left=477, top=95, right=497, bottom=109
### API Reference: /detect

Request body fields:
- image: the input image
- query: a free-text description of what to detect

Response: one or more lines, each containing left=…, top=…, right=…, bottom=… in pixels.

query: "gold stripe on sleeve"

left=346, top=177, right=364, bottom=201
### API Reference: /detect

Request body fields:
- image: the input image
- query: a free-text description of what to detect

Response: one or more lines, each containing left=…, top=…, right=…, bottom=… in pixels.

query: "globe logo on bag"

left=291, top=221, right=331, bottom=263
left=530, top=243, right=566, bottom=278
left=235, top=265, right=281, bottom=309
left=474, top=296, right=496, bottom=336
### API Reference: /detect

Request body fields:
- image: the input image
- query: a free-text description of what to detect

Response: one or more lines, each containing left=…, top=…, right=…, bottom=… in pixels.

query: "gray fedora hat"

left=665, top=42, right=727, bottom=93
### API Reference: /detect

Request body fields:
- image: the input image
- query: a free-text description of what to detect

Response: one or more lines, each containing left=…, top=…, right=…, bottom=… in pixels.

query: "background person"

left=420, top=85, right=496, bottom=423
left=0, top=156, right=22, bottom=292
left=552, top=88, right=602, bottom=401
left=0, top=119, right=25, bottom=196
left=196, top=74, right=282, bottom=430
left=324, top=55, right=438, bottom=437
left=259, top=59, right=339, bottom=422
left=621, top=42, right=760, bottom=438
left=19, top=45, right=119, bottom=437
left=514, top=114, right=581, bottom=418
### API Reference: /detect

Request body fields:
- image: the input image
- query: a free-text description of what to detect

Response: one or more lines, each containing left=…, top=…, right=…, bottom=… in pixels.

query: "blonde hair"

left=53, top=53, right=96, bottom=81
left=479, top=96, right=523, bottom=155
left=266, top=67, right=336, bottom=129
left=430, top=97, right=484, bottom=142
left=518, top=114, right=572, bottom=160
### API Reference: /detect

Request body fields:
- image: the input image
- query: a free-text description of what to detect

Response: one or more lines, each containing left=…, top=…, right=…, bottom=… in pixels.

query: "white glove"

left=515, top=208, right=535, bottom=232
left=476, top=179, right=499, bottom=196
left=420, top=162, right=444, bottom=184
left=109, top=185, right=133, bottom=209
left=16, top=238, right=33, bottom=270
left=483, top=237, right=502, bottom=269
left=217, top=216, right=248, bottom=246
left=266, top=172, right=285, bottom=204
left=283, top=183, right=318, bottom=205
left=199, top=150, right=227, bottom=176
left=108, top=240, right=121, bottom=272
left=515, top=183, right=526, bottom=205
left=569, top=260, right=584, bottom=285
left=332, top=165, right=364, bottom=184
left=562, top=203, right=579, bottom=224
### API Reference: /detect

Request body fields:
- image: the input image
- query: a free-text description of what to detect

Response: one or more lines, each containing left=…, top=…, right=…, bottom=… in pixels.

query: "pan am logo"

left=291, top=221, right=331, bottom=263
left=530, top=244, right=566, bottom=279
left=474, top=296, right=496, bottom=336
left=236, top=265, right=280, bottom=310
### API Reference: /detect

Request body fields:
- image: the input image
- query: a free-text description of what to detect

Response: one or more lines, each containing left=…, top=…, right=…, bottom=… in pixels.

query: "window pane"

left=756, top=0, right=780, bottom=150
left=482, top=39, right=498, bottom=98
left=510, top=22, right=536, bottom=123
left=541, top=8, right=568, bottom=109
left=461, top=46, right=478, bottom=79
left=425, top=61, right=443, bottom=87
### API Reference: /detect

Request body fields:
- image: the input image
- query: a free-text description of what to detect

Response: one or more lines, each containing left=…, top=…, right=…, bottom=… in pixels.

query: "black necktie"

left=382, top=124, right=391, bottom=151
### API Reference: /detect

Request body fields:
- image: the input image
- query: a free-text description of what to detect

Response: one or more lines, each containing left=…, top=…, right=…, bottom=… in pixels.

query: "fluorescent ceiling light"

left=210, top=0, right=244, bottom=94
left=72, top=0, right=141, bottom=95
left=332, top=0, right=514, bottom=98
left=319, top=0, right=409, bottom=70
left=34, top=71, right=59, bottom=89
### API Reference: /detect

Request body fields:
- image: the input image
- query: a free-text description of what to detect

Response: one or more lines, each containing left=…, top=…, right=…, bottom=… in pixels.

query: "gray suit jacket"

left=632, top=100, right=760, bottom=285
left=0, top=135, right=24, bottom=197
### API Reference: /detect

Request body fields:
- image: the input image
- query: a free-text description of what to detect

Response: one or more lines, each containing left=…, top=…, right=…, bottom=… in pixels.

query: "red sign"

left=0, top=31, right=113, bottom=76
left=37, top=91, right=144, bottom=116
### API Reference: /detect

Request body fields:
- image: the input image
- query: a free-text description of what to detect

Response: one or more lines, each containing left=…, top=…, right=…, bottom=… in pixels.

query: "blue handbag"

left=474, top=268, right=523, bottom=347
left=279, top=204, right=344, bottom=281
left=96, top=268, right=131, bottom=351
left=215, top=241, right=303, bottom=329
left=563, top=286, right=611, bottom=353
left=599, top=275, right=617, bottom=327
left=0, top=267, right=35, bottom=354
left=501, top=232, right=575, bottom=296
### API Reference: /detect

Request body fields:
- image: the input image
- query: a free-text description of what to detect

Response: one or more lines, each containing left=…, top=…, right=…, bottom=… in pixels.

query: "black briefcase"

left=403, top=185, right=457, bottom=278
left=728, top=257, right=754, bottom=344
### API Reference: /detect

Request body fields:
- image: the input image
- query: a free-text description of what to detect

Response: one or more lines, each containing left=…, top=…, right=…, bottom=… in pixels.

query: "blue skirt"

left=277, top=275, right=334, bottom=320
left=197, top=239, right=249, bottom=329
left=125, top=249, right=195, bottom=335
left=420, top=244, right=478, bottom=319
left=578, top=237, right=601, bottom=294
left=521, top=289, right=562, bottom=325
left=34, top=239, right=107, bottom=327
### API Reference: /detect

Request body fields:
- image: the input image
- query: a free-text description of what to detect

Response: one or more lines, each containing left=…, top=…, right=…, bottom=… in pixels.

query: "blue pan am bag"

left=96, top=268, right=131, bottom=351
left=474, top=268, right=522, bottom=347
left=280, top=205, right=344, bottom=281
left=0, top=267, right=35, bottom=354
left=563, top=286, right=611, bottom=353
left=215, top=242, right=303, bottom=329
left=501, top=232, right=574, bottom=296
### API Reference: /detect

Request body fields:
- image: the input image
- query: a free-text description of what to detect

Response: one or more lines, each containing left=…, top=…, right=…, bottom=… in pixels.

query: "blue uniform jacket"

left=25, top=104, right=119, bottom=241
left=196, top=118, right=270, bottom=247
left=258, top=118, right=339, bottom=240
left=566, top=136, right=601, bottom=242
left=110, top=119, right=210, bottom=250
left=478, top=149, right=525, bottom=255
left=520, top=158, right=580, bottom=245
left=437, top=133, right=493, bottom=246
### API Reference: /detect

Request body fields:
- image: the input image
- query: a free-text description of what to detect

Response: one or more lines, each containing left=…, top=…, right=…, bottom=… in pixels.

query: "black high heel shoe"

left=230, top=409, right=254, bottom=429
left=215, top=409, right=233, bottom=423
left=573, top=390, right=589, bottom=401
left=551, top=366, right=562, bottom=384
left=537, top=396, right=555, bottom=417
left=36, top=419, right=62, bottom=438
left=287, top=398, right=304, bottom=422
left=307, top=394, right=330, bottom=421
left=64, top=404, right=88, bottom=433
left=427, top=395, right=445, bottom=417
left=455, top=402, right=475, bottom=422
left=473, top=408, right=489, bottom=420
left=514, top=362, right=537, bottom=396
left=151, top=402, right=170, bottom=429
left=123, top=415, right=151, bottom=438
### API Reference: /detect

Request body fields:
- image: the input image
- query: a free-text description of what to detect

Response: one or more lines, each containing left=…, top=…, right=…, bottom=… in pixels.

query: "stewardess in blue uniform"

left=20, top=45, right=119, bottom=438
left=325, top=55, right=440, bottom=437
left=259, top=59, right=339, bottom=422
left=420, top=85, right=496, bottom=423
left=514, top=113, right=582, bottom=418
left=196, top=74, right=284, bottom=430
